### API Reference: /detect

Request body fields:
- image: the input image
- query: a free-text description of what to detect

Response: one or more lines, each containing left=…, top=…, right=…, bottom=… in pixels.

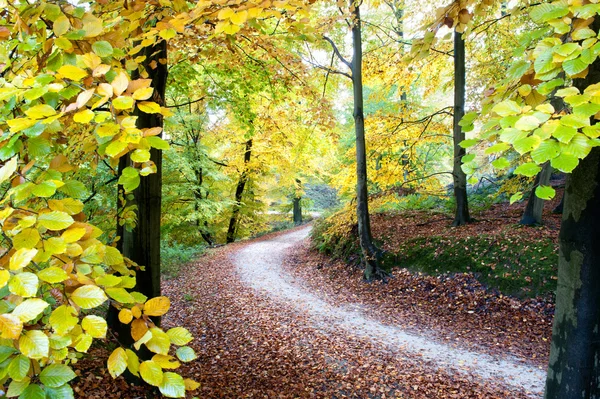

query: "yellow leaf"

left=96, top=123, right=120, bottom=138
left=49, top=305, right=78, bottom=335
left=57, top=65, right=88, bottom=82
left=0, top=156, right=17, bottom=184
left=0, top=269, right=10, bottom=289
left=107, top=348, right=128, bottom=379
left=48, top=198, right=84, bottom=215
left=133, top=87, right=153, bottom=101
left=13, top=228, right=41, bottom=250
left=70, top=285, right=108, bottom=309
left=61, top=227, right=86, bottom=243
left=131, top=318, right=148, bottom=341
left=19, top=330, right=49, bottom=359
left=10, top=248, right=37, bottom=271
left=230, top=10, right=248, bottom=26
left=137, top=101, right=161, bottom=114
left=139, top=360, right=164, bottom=387
left=76, top=89, right=95, bottom=109
left=9, top=272, right=39, bottom=297
left=118, top=308, right=133, bottom=324
left=12, top=298, right=49, bottom=323
left=184, top=378, right=201, bottom=391
left=82, top=13, right=103, bottom=37
left=6, top=117, right=36, bottom=133
left=25, top=104, right=57, bottom=119
left=131, top=305, right=142, bottom=319
left=53, top=15, right=71, bottom=36
left=111, top=72, right=129, bottom=97
left=93, top=64, right=111, bottom=77
left=144, top=296, right=170, bottom=317
left=74, top=332, right=93, bottom=352
left=152, top=354, right=180, bottom=369
left=97, top=82, right=114, bottom=98
left=37, top=211, right=74, bottom=231
left=0, top=314, right=23, bottom=339
left=37, top=266, right=68, bottom=284
left=146, top=328, right=170, bottom=355
left=159, top=372, right=186, bottom=398
left=223, top=23, right=241, bottom=35
left=125, top=349, right=140, bottom=376
left=217, top=7, right=234, bottom=19
left=73, top=109, right=95, bottom=124
left=112, top=96, right=134, bottom=110
left=82, top=315, right=107, bottom=338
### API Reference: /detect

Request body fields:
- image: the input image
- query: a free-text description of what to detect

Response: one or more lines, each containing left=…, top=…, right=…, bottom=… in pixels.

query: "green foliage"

left=161, top=241, right=205, bottom=280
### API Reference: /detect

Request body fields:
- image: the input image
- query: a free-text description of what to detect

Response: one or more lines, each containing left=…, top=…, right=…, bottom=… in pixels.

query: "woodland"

left=0, top=0, right=599, bottom=398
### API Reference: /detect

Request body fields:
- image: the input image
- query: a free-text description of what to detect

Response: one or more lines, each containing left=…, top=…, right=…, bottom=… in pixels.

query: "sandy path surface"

left=233, top=226, right=546, bottom=397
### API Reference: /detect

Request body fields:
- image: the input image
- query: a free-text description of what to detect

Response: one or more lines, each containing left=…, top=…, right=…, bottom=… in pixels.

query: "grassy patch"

left=393, top=235, right=557, bottom=298
left=161, top=241, right=205, bottom=279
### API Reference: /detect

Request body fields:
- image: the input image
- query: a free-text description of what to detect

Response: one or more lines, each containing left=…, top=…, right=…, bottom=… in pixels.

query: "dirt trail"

left=233, top=226, right=546, bottom=397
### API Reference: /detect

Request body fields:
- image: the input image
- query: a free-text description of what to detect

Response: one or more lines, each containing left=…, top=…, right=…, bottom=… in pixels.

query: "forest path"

left=232, top=225, right=546, bottom=398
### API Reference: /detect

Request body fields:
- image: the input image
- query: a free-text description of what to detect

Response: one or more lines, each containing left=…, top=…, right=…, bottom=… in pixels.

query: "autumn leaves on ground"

left=73, top=203, right=555, bottom=399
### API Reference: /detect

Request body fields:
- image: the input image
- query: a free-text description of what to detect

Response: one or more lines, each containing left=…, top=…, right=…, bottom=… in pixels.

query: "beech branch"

left=323, top=36, right=352, bottom=71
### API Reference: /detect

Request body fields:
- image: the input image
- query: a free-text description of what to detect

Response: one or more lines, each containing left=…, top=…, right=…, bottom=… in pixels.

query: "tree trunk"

left=351, top=4, right=385, bottom=280
left=110, top=40, right=167, bottom=346
left=293, top=179, right=302, bottom=225
left=553, top=192, right=564, bottom=214
left=545, top=18, right=600, bottom=398
left=193, top=167, right=214, bottom=245
left=520, top=162, right=552, bottom=226
left=226, top=139, right=252, bottom=243
left=545, top=148, right=600, bottom=398
left=452, top=30, right=471, bottom=226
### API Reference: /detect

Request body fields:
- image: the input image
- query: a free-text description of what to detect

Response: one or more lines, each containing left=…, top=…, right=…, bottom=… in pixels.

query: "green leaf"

left=551, top=153, right=579, bottom=173
left=39, top=364, right=76, bottom=388
left=131, top=149, right=151, bottom=163
left=531, top=140, right=561, bottom=164
left=159, top=372, right=186, bottom=398
left=18, top=383, right=45, bottom=399
left=535, top=185, right=556, bottom=200
left=19, top=330, right=49, bottom=359
left=563, top=134, right=593, bottom=159
left=462, top=154, right=475, bottom=163
left=507, top=60, right=530, bottom=79
left=491, top=157, right=511, bottom=169
left=514, top=163, right=542, bottom=177
left=514, top=135, right=541, bottom=155
left=105, top=287, right=136, bottom=303
left=45, top=385, right=74, bottom=399
left=8, top=355, right=30, bottom=381
left=37, top=211, right=74, bottom=231
left=529, top=3, right=569, bottom=23
left=118, top=167, right=140, bottom=193
left=167, top=327, right=193, bottom=346
left=92, top=41, right=113, bottom=57
left=37, top=266, right=69, bottom=284
left=146, top=136, right=170, bottom=150
left=499, top=128, right=527, bottom=144
left=484, top=142, right=510, bottom=155
left=58, top=180, right=88, bottom=199
left=563, top=57, right=589, bottom=76
left=458, top=139, right=478, bottom=149
left=105, top=141, right=128, bottom=158
left=175, top=346, right=196, bottom=362
left=112, top=96, right=134, bottom=110
left=510, top=192, right=523, bottom=204
left=6, top=378, right=30, bottom=397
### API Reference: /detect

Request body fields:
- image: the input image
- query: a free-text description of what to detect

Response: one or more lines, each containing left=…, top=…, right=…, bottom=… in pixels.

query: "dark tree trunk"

left=293, top=179, right=302, bottom=225
left=520, top=162, right=552, bottom=226
left=110, top=40, right=167, bottom=347
left=351, top=4, right=385, bottom=280
left=553, top=193, right=564, bottom=214
left=226, top=139, right=252, bottom=243
left=193, top=167, right=214, bottom=245
left=545, top=18, right=600, bottom=398
left=452, top=30, right=471, bottom=226
left=545, top=148, right=600, bottom=399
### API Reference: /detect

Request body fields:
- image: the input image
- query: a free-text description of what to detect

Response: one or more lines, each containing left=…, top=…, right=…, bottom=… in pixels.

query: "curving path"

left=233, top=226, right=546, bottom=398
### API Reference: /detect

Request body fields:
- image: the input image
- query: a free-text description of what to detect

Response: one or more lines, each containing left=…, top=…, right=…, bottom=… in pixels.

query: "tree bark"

left=452, top=30, right=471, bottom=226
left=293, top=179, right=302, bottom=225
left=545, top=18, right=600, bottom=398
left=520, top=162, right=552, bottom=226
left=110, top=40, right=167, bottom=347
left=226, top=139, right=252, bottom=243
left=351, top=3, right=385, bottom=280
left=193, top=167, right=214, bottom=245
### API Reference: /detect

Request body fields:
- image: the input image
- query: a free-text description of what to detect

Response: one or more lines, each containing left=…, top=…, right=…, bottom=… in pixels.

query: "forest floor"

left=73, top=213, right=554, bottom=398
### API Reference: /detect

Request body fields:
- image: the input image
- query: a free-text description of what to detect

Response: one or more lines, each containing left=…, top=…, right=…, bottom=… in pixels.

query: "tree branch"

left=323, top=35, right=352, bottom=71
